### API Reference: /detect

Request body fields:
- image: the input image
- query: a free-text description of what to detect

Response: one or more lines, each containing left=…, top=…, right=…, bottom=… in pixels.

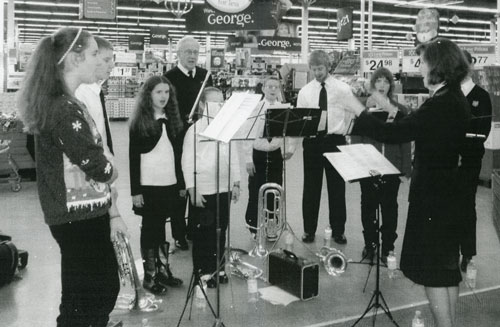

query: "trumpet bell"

left=317, top=246, right=347, bottom=276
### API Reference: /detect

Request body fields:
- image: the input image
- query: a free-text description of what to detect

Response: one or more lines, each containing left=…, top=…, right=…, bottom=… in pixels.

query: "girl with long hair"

left=129, top=75, right=184, bottom=294
left=17, top=27, right=126, bottom=327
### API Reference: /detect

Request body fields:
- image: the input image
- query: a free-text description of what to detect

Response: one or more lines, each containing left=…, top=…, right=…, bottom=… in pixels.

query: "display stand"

left=323, top=144, right=401, bottom=327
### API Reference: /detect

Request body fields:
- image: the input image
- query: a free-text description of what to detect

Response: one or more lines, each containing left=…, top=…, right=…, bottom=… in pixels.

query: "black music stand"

left=323, top=144, right=401, bottom=327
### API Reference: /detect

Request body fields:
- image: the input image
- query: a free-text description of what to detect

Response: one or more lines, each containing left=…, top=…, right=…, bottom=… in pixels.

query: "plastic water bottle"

left=466, top=260, right=477, bottom=289
left=247, top=277, right=259, bottom=303
left=285, top=231, right=294, bottom=252
left=411, top=310, right=424, bottom=327
left=324, top=225, right=332, bottom=248
left=387, top=251, right=397, bottom=279
left=194, top=284, right=207, bottom=310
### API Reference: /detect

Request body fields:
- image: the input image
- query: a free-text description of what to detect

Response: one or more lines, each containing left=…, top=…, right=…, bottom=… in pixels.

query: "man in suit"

left=459, top=50, right=492, bottom=272
left=165, top=36, right=213, bottom=250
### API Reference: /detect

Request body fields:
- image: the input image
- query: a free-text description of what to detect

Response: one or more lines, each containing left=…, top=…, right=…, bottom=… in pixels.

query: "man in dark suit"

left=459, top=50, right=492, bottom=271
left=165, top=36, right=213, bottom=250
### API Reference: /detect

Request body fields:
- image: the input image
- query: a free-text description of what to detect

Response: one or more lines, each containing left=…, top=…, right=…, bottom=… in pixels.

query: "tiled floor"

left=1, top=121, right=499, bottom=327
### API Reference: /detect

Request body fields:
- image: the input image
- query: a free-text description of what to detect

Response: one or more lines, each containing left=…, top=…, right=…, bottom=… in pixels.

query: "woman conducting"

left=346, top=38, right=470, bottom=327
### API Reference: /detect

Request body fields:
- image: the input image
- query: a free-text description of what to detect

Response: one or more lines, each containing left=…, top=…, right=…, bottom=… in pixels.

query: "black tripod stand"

left=352, top=173, right=399, bottom=327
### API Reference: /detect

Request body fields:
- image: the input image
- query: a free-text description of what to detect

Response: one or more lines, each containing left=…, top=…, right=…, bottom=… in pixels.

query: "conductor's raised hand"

left=188, top=187, right=206, bottom=208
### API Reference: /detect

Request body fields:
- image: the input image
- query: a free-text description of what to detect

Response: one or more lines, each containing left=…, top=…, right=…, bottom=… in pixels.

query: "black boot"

left=155, top=242, right=183, bottom=287
left=141, top=248, right=167, bottom=295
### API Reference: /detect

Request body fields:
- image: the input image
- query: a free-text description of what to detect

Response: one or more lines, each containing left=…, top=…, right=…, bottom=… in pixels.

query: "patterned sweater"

left=35, top=96, right=114, bottom=226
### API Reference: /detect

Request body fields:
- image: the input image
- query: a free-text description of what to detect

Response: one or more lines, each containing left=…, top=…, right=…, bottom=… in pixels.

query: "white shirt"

left=140, top=114, right=177, bottom=186
left=75, top=83, right=113, bottom=162
left=297, top=75, right=357, bottom=135
left=182, top=117, right=240, bottom=195
left=461, top=77, right=475, bottom=97
left=178, top=63, right=196, bottom=78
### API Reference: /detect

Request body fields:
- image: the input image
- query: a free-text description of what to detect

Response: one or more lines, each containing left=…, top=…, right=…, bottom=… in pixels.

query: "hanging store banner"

left=361, top=50, right=399, bottom=74
left=185, top=1, right=276, bottom=31
left=333, top=54, right=360, bottom=75
left=337, top=7, right=353, bottom=41
left=257, top=36, right=301, bottom=52
left=211, top=49, right=225, bottom=69
left=458, top=44, right=495, bottom=68
left=402, top=48, right=420, bottom=74
left=225, top=36, right=245, bottom=52
left=150, top=27, right=169, bottom=46
left=79, top=0, right=117, bottom=20
left=129, top=35, right=144, bottom=51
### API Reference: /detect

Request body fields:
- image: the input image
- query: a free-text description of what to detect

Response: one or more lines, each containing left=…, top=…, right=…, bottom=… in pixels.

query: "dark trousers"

left=49, top=214, right=119, bottom=327
left=192, top=193, right=229, bottom=275
left=140, top=185, right=184, bottom=250
left=245, top=149, right=283, bottom=231
left=458, top=162, right=482, bottom=257
left=360, top=175, right=400, bottom=255
left=302, top=134, right=346, bottom=236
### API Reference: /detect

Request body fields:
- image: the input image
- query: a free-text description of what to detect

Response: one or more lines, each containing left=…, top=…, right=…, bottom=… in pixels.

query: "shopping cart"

left=0, top=113, right=22, bottom=192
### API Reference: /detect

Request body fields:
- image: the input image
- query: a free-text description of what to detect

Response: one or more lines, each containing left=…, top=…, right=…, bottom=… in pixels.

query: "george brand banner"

left=337, top=7, right=353, bottom=41
left=257, top=36, right=301, bottom=52
left=150, top=27, right=169, bottom=45
left=185, top=1, right=277, bottom=31
left=128, top=35, right=144, bottom=51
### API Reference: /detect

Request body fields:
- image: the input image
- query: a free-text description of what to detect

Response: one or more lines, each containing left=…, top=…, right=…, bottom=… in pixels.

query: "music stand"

left=324, top=144, right=401, bottom=327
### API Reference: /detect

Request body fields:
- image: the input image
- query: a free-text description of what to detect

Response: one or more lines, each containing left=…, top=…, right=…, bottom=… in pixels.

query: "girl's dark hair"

left=17, top=27, right=93, bottom=134
left=370, top=67, right=395, bottom=98
left=416, top=37, right=470, bottom=87
left=130, top=75, right=184, bottom=138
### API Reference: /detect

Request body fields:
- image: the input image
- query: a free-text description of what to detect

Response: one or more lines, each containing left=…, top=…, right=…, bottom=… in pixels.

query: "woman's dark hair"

left=416, top=37, right=470, bottom=87
left=370, top=67, right=395, bottom=98
left=17, top=27, right=93, bottom=134
left=129, top=75, right=184, bottom=138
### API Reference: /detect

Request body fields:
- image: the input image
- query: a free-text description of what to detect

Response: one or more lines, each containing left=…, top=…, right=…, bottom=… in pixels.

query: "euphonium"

left=113, top=231, right=159, bottom=312
left=316, top=246, right=348, bottom=276
left=228, top=251, right=263, bottom=280
left=249, top=183, right=285, bottom=257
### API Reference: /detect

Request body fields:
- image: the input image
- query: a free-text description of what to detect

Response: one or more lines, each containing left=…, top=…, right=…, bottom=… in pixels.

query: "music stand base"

left=351, top=290, right=399, bottom=327
left=212, top=318, right=226, bottom=327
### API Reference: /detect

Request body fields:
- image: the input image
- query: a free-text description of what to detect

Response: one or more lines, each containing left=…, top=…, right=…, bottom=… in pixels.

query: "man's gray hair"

left=176, top=36, right=199, bottom=52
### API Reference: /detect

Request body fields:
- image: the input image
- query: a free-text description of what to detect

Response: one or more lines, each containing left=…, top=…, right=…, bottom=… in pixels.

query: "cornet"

left=249, top=183, right=285, bottom=257
left=316, top=246, right=348, bottom=276
left=228, top=251, right=263, bottom=280
left=113, top=231, right=160, bottom=312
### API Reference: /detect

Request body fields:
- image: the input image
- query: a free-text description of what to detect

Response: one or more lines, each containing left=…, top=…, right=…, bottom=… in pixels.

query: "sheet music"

left=199, top=92, right=263, bottom=143
left=324, top=144, right=401, bottom=182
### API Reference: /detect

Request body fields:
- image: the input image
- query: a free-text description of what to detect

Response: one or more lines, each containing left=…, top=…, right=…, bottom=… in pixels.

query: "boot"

left=156, top=242, right=183, bottom=287
left=141, top=248, right=167, bottom=295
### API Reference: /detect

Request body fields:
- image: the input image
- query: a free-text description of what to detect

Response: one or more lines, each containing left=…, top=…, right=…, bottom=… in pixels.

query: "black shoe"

left=206, top=276, right=217, bottom=288
left=175, top=239, right=189, bottom=250
left=461, top=256, right=472, bottom=273
left=302, top=233, right=315, bottom=243
left=156, top=269, right=183, bottom=287
left=333, top=234, right=347, bottom=245
left=219, top=272, right=229, bottom=284
left=362, top=246, right=375, bottom=262
left=143, top=274, right=168, bottom=295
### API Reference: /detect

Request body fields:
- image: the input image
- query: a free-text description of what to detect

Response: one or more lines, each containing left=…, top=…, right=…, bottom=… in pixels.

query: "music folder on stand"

left=323, top=144, right=401, bottom=327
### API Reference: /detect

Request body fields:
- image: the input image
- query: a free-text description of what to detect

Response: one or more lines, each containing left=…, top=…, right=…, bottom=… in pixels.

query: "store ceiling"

left=13, top=0, right=498, bottom=53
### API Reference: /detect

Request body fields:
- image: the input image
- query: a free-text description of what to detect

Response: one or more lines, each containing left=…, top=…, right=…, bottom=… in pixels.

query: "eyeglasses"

left=183, top=49, right=199, bottom=56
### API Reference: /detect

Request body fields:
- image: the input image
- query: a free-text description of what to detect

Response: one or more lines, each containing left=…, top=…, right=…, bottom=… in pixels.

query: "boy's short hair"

left=263, top=76, right=280, bottom=87
left=308, top=50, right=330, bottom=68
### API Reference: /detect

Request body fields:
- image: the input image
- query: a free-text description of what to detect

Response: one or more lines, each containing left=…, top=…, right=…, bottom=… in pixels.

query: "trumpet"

left=228, top=251, right=263, bottom=280
left=249, top=183, right=285, bottom=257
left=113, top=231, right=159, bottom=312
left=316, top=246, right=348, bottom=276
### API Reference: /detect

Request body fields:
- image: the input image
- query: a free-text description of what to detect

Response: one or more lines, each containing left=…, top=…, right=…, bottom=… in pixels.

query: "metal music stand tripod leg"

left=351, top=174, right=399, bottom=327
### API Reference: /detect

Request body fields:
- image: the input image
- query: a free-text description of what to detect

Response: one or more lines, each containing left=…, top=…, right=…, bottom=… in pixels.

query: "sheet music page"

left=199, top=93, right=262, bottom=143
left=323, top=152, right=373, bottom=182
left=338, top=144, right=400, bottom=176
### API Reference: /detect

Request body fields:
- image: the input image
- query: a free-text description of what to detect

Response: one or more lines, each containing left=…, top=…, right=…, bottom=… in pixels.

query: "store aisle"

left=0, top=120, right=499, bottom=327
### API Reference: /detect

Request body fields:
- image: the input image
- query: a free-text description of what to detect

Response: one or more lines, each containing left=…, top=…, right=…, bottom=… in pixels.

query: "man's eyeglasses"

left=183, top=50, right=199, bottom=56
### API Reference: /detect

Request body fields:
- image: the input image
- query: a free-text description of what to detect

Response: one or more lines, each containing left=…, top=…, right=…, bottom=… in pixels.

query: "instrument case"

left=268, top=249, right=319, bottom=300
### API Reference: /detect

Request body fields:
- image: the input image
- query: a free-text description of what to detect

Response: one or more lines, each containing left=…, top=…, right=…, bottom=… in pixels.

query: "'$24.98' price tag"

left=361, top=50, right=399, bottom=74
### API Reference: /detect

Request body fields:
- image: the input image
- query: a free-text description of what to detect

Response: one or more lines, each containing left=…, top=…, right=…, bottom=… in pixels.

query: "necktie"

left=319, top=82, right=328, bottom=132
left=188, top=70, right=193, bottom=79
left=99, top=90, right=113, bottom=155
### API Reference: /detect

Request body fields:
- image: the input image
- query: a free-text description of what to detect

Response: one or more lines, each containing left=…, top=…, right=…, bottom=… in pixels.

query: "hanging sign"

left=257, top=36, right=301, bottom=52
left=402, top=48, right=420, bottom=74
left=185, top=1, right=276, bottom=31
left=211, top=49, right=225, bottom=69
left=337, top=7, right=353, bottom=41
left=150, top=27, right=169, bottom=46
left=333, top=54, right=360, bottom=75
left=79, top=0, right=117, bottom=20
left=361, top=50, right=399, bottom=74
left=129, top=35, right=144, bottom=51
left=225, top=36, right=245, bottom=52
left=458, top=44, right=495, bottom=68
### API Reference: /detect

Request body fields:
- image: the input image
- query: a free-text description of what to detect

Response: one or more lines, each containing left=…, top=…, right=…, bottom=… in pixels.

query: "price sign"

left=458, top=44, right=495, bottom=68
left=402, top=48, right=421, bottom=73
left=361, top=50, right=399, bottom=74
